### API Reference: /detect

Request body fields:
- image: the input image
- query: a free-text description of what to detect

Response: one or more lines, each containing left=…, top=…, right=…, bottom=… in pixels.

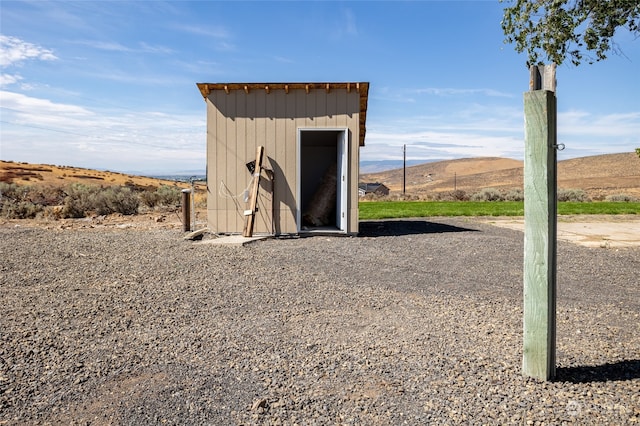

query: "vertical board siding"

left=254, top=90, right=267, bottom=232
left=263, top=91, right=277, bottom=234
left=226, top=91, right=240, bottom=232
left=206, top=96, right=217, bottom=231
left=215, top=91, right=228, bottom=232
left=316, top=91, right=327, bottom=127
left=294, top=89, right=307, bottom=231
left=229, top=91, right=242, bottom=232
left=348, top=91, right=360, bottom=233
left=326, top=90, right=337, bottom=127
left=207, top=87, right=362, bottom=234
left=274, top=91, right=288, bottom=234
left=284, top=90, right=297, bottom=215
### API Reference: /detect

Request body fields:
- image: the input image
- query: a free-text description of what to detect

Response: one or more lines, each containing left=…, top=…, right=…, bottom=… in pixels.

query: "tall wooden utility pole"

left=523, top=64, right=558, bottom=381
left=403, top=144, right=406, bottom=195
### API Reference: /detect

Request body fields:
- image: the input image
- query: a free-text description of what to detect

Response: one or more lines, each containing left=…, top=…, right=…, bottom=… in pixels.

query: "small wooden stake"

left=523, top=67, right=557, bottom=380
left=243, top=146, right=264, bottom=237
left=181, top=189, right=191, bottom=233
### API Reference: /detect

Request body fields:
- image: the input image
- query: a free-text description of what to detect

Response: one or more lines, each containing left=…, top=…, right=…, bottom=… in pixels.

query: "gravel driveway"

left=1, top=218, right=638, bottom=425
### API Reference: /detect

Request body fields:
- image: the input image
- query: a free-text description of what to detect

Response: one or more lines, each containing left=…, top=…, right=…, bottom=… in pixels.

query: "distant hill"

left=0, top=161, right=197, bottom=190
left=3, top=153, right=639, bottom=201
left=360, top=153, right=640, bottom=199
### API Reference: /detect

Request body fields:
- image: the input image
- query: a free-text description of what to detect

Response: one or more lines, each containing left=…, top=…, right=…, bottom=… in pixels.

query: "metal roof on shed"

left=196, top=82, right=369, bottom=146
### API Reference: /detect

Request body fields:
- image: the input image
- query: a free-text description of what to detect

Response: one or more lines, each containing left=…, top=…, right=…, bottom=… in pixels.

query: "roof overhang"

left=196, top=82, right=369, bottom=146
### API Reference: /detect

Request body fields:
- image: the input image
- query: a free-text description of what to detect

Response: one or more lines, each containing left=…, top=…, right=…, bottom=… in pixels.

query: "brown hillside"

left=0, top=160, right=199, bottom=191
left=361, top=152, right=640, bottom=199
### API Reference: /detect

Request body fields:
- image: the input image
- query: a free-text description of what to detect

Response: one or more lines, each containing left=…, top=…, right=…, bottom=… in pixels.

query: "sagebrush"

left=0, top=182, right=184, bottom=219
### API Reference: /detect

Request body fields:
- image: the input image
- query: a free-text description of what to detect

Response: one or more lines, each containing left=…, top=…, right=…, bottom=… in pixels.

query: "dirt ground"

left=2, top=215, right=638, bottom=424
left=3, top=212, right=638, bottom=248
left=480, top=215, right=640, bottom=248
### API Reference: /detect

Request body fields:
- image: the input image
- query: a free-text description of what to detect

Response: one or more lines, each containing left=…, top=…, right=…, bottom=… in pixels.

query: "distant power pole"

left=403, top=144, right=406, bottom=194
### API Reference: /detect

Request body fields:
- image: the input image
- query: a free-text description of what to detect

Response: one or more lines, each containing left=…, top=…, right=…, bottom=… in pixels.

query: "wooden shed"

left=196, top=82, right=369, bottom=236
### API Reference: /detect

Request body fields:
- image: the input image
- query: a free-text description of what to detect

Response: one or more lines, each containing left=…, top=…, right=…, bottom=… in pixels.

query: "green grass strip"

left=358, top=201, right=640, bottom=220
left=558, top=202, right=640, bottom=215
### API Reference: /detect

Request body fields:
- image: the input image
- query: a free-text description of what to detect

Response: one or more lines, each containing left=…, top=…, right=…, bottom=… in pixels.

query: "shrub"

left=140, top=185, right=182, bottom=208
left=156, top=185, right=181, bottom=205
left=0, top=182, right=26, bottom=202
left=557, top=188, right=589, bottom=202
left=96, top=186, right=139, bottom=215
left=41, top=205, right=65, bottom=220
left=435, top=189, right=469, bottom=201
left=0, top=183, right=42, bottom=218
left=605, top=194, right=638, bottom=202
left=1, top=200, right=43, bottom=219
left=471, top=188, right=503, bottom=201
left=139, top=190, right=160, bottom=208
left=61, top=183, right=100, bottom=218
left=61, top=184, right=140, bottom=217
left=26, top=185, right=66, bottom=206
left=2, top=182, right=145, bottom=219
left=504, top=188, right=525, bottom=201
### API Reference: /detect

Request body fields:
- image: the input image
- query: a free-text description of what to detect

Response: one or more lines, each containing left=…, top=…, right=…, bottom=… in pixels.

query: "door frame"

left=297, top=128, right=349, bottom=233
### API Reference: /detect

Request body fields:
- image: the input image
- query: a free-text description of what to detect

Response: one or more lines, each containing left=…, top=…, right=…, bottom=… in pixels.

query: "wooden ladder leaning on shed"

left=243, top=146, right=264, bottom=237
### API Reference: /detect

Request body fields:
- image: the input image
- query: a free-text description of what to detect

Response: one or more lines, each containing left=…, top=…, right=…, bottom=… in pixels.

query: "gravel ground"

left=1, top=217, right=638, bottom=425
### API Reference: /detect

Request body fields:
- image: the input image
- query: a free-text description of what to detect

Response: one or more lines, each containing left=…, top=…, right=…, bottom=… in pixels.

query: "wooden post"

left=243, top=146, right=264, bottom=237
left=181, top=189, right=191, bottom=232
left=523, top=64, right=557, bottom=380
left=403, top=144, right=406, bottom=195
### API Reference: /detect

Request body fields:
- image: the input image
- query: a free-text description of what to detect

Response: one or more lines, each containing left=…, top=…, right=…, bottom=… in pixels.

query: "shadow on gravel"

left=555, top=360, right=640, bottom=383
left=359, top=219, right=478, bottom=238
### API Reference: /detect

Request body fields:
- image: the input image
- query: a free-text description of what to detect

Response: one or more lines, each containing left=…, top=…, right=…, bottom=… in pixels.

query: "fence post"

left=523, top=64, right=557, bottom=381
left=181, top=189, right=191, bottom=232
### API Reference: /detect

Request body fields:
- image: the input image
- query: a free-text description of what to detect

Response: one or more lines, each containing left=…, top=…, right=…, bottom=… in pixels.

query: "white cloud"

left=361, top=105, right=640, bottom=163
left=362, top=96, right=527, bottom=161
left=371, top=86, right=516, bottom=107
left=0, top=35, right=57, bottom=67
left=1, top=90, right=206, bottom=172
left=0, top=73, right=22, bottom=86
left=76, top=40, right=132, bottom=52
left=414, top=87, right=514, bottom=98
left=0, top=90, right=92, bottom=117
left=173, top=24, right=231, bottom=39
left=73, top=39, right=173, bottom=54
left=326, top=8, right=359, bottom=41
left=214, top=41, right=236, bottom=52
left=559, top=110, right=640, bottom=138
left=344, top=9, right=358, bottom=35
left=555, top=110, right=640, bottom=158
left=138, top=42, right=173, bottom=54
left=363, top=126, right=524, bottom=162
left=171, top=24, right=235, bottom=51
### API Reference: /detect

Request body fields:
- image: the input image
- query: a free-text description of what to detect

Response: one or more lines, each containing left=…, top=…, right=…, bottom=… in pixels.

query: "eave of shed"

left=196, top=82, right=369, bottom=146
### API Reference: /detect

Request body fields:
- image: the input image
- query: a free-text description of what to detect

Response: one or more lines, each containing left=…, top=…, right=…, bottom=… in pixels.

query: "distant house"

left=359, top=182, right=390, bottom=197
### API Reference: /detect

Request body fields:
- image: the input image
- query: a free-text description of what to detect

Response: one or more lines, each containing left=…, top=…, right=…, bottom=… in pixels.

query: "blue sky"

left=1, top=1, right=639, bottom=174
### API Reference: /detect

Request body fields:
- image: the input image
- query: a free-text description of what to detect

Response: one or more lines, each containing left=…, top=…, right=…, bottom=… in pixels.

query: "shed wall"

left=206, top=87, right=361, bottom=234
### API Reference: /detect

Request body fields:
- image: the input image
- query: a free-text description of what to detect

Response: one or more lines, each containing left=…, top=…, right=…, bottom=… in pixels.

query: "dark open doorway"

left=298, top=129, right=348, bottom=233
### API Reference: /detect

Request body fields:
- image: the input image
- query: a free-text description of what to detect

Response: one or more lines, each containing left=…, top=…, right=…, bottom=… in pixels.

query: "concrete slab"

left=481, top=216, right=640, bottom=248
left=196, top=234, right=270, bottom=246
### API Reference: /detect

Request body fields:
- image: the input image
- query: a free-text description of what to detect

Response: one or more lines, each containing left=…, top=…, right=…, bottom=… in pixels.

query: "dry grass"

left=0, top=161, right=206, bottom=202
left=0, top=161, right=208, bottom=219
left=0, top=161, right=188, bottom=188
